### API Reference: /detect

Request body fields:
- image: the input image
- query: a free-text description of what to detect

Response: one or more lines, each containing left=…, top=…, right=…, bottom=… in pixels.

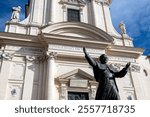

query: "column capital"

left=46, top=51, right=57, bottom=59
left=0, top=52, right=13, bottom=61
left=25, top=56, right=44, bottom=63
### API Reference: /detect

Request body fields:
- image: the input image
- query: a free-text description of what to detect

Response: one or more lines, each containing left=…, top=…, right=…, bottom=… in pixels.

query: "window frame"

left=67, top=8, right=81, bottom=22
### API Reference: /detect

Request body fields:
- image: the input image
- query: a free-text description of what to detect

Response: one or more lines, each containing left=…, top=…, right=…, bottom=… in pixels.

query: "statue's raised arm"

left=114, top=62, right=131, bottom=78
left=83, top=47, right=96, bottom=67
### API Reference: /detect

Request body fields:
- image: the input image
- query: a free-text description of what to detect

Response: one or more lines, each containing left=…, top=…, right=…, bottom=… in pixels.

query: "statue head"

left=99, top=54, right=108, bottom=64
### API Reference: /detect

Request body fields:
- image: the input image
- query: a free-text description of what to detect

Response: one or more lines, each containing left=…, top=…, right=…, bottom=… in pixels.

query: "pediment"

left=42, top=22, right=113, bottom=43
left=57, top=69, right=95, bottom=81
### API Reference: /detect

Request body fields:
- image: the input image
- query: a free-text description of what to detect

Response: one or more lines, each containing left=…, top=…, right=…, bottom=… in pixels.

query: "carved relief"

left=125, top=91, right=136, bottom=100
left=109, top=63, right=123, bottom=71
left=46, top=51, right=57, bottom=60
left=11, top=89, right=17, bottom=97
left=57, top=79, right=68, bottom=100
left=90, top=88, right=96, bottom=99
left=0, top=52, right=13, bottom=60
left=25, top=56, right=45, bottom=63
left=60, top=87, right=67, bottom=100
left=89, top=81, right=98, bottom=99
left=7, top=84, right=23, bottom=100
left=131, top=65, right=140, bottom=73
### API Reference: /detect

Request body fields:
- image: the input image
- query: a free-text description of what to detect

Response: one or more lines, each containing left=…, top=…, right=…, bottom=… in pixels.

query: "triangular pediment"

left=42, top=22, right=113, bottom=43
left=57, top=69, right=95, bottom=81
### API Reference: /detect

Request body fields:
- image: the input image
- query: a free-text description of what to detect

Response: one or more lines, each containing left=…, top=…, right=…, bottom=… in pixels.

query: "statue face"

left=99, top=54, right=108, bottom=64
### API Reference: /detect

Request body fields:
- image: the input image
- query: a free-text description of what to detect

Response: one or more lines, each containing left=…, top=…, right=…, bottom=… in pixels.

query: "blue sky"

left=0, top=0, right=150, bottom=55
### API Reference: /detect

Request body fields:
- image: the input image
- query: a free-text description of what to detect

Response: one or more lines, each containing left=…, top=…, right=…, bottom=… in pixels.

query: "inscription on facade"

left=5, top=46, right=44, bottom=54
left=131, top=65, right=140, bottom=73
left=109, top=56, right=135, bottom=62
left=49, top=44, right=104, bottom=54
left=70, top=79, right=88, bottom=88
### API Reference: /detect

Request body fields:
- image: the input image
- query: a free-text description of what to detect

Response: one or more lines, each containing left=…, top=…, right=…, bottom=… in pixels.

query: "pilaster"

left=46, top=51, right=57, bottom=100
left=130, top=64, right=145, bottom=99
left=0, top=52, right=13, bottom=99
left=89, top=81, right=98, bottom=100
left=21, top=56, right=36, bottom=99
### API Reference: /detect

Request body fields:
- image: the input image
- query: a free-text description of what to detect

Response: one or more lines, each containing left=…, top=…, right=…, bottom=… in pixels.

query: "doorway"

left=68, top=92, right=89, bottom=100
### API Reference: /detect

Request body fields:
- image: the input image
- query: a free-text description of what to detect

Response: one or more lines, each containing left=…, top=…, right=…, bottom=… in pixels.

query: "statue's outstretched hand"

left=125, top=62, right=131, bottom=69
left=83, top=47, right=87, bottom=54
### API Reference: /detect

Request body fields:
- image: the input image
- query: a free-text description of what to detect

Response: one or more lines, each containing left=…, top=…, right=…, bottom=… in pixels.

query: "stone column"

left=46, top=52, right=57, bottom=100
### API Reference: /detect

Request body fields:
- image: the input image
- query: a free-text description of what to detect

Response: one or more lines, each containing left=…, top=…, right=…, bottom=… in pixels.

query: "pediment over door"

left=42, top=22, right=113, bottom=43
left=57, top=69, right=94, bottom=80
left=56, top=69, right=98, bottom=100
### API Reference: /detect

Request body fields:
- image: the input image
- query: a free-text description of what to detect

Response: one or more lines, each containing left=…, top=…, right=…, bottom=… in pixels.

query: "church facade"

left=0, top=0, right=150, bottom=100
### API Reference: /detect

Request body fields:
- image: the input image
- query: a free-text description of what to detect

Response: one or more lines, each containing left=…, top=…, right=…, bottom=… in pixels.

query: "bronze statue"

left=83, top=47, right=130, bottom=100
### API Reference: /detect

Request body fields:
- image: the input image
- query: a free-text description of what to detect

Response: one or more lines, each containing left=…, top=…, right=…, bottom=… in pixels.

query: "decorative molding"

left=57, top=79, right=68, bottom=100
left=89, top=81, right=98, bottom=99
left=109, top=56, right=135, bottom=62
left=49, top=44, right=104, bottom=54
left=11, top=89, right=17, bottom=97
left=5, top=46, right=44, bottom=55
left=131, top=65, right=140, bottom=73
left=46, top=51, right=57, bottom=60
left=0, top=52, right=13, bottom=60
left=25, top=55, right=45, bottom=63
left=8, top=84, right=22, bottom=100
left=109, top=63, right=123, bottom=71
left=94, top=0, right=111, bottom=5
left=59, top=0, right=86, bottom=7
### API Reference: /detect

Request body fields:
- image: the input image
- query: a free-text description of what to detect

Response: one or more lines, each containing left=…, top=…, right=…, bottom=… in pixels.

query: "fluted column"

left=46, top=52, right=57, bottom=100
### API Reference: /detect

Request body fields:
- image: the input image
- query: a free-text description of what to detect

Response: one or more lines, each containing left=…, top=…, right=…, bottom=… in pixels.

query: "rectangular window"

left=67, top=9, right=80, bottom=22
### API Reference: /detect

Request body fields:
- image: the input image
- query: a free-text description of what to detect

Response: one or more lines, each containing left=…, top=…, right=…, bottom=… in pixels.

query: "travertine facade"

left=0, top=0, right=149, bottom=100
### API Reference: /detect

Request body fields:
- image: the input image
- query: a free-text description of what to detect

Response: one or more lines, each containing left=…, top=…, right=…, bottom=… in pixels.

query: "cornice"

left=106, top=45, right=144, bottom=58
left=42, top=22, right=114, bottom=43
left=5, top=21, right=42, bottom=28
left=0, top=32, right=43, bottom=47
left=42, top=33, right=111, bottom=49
